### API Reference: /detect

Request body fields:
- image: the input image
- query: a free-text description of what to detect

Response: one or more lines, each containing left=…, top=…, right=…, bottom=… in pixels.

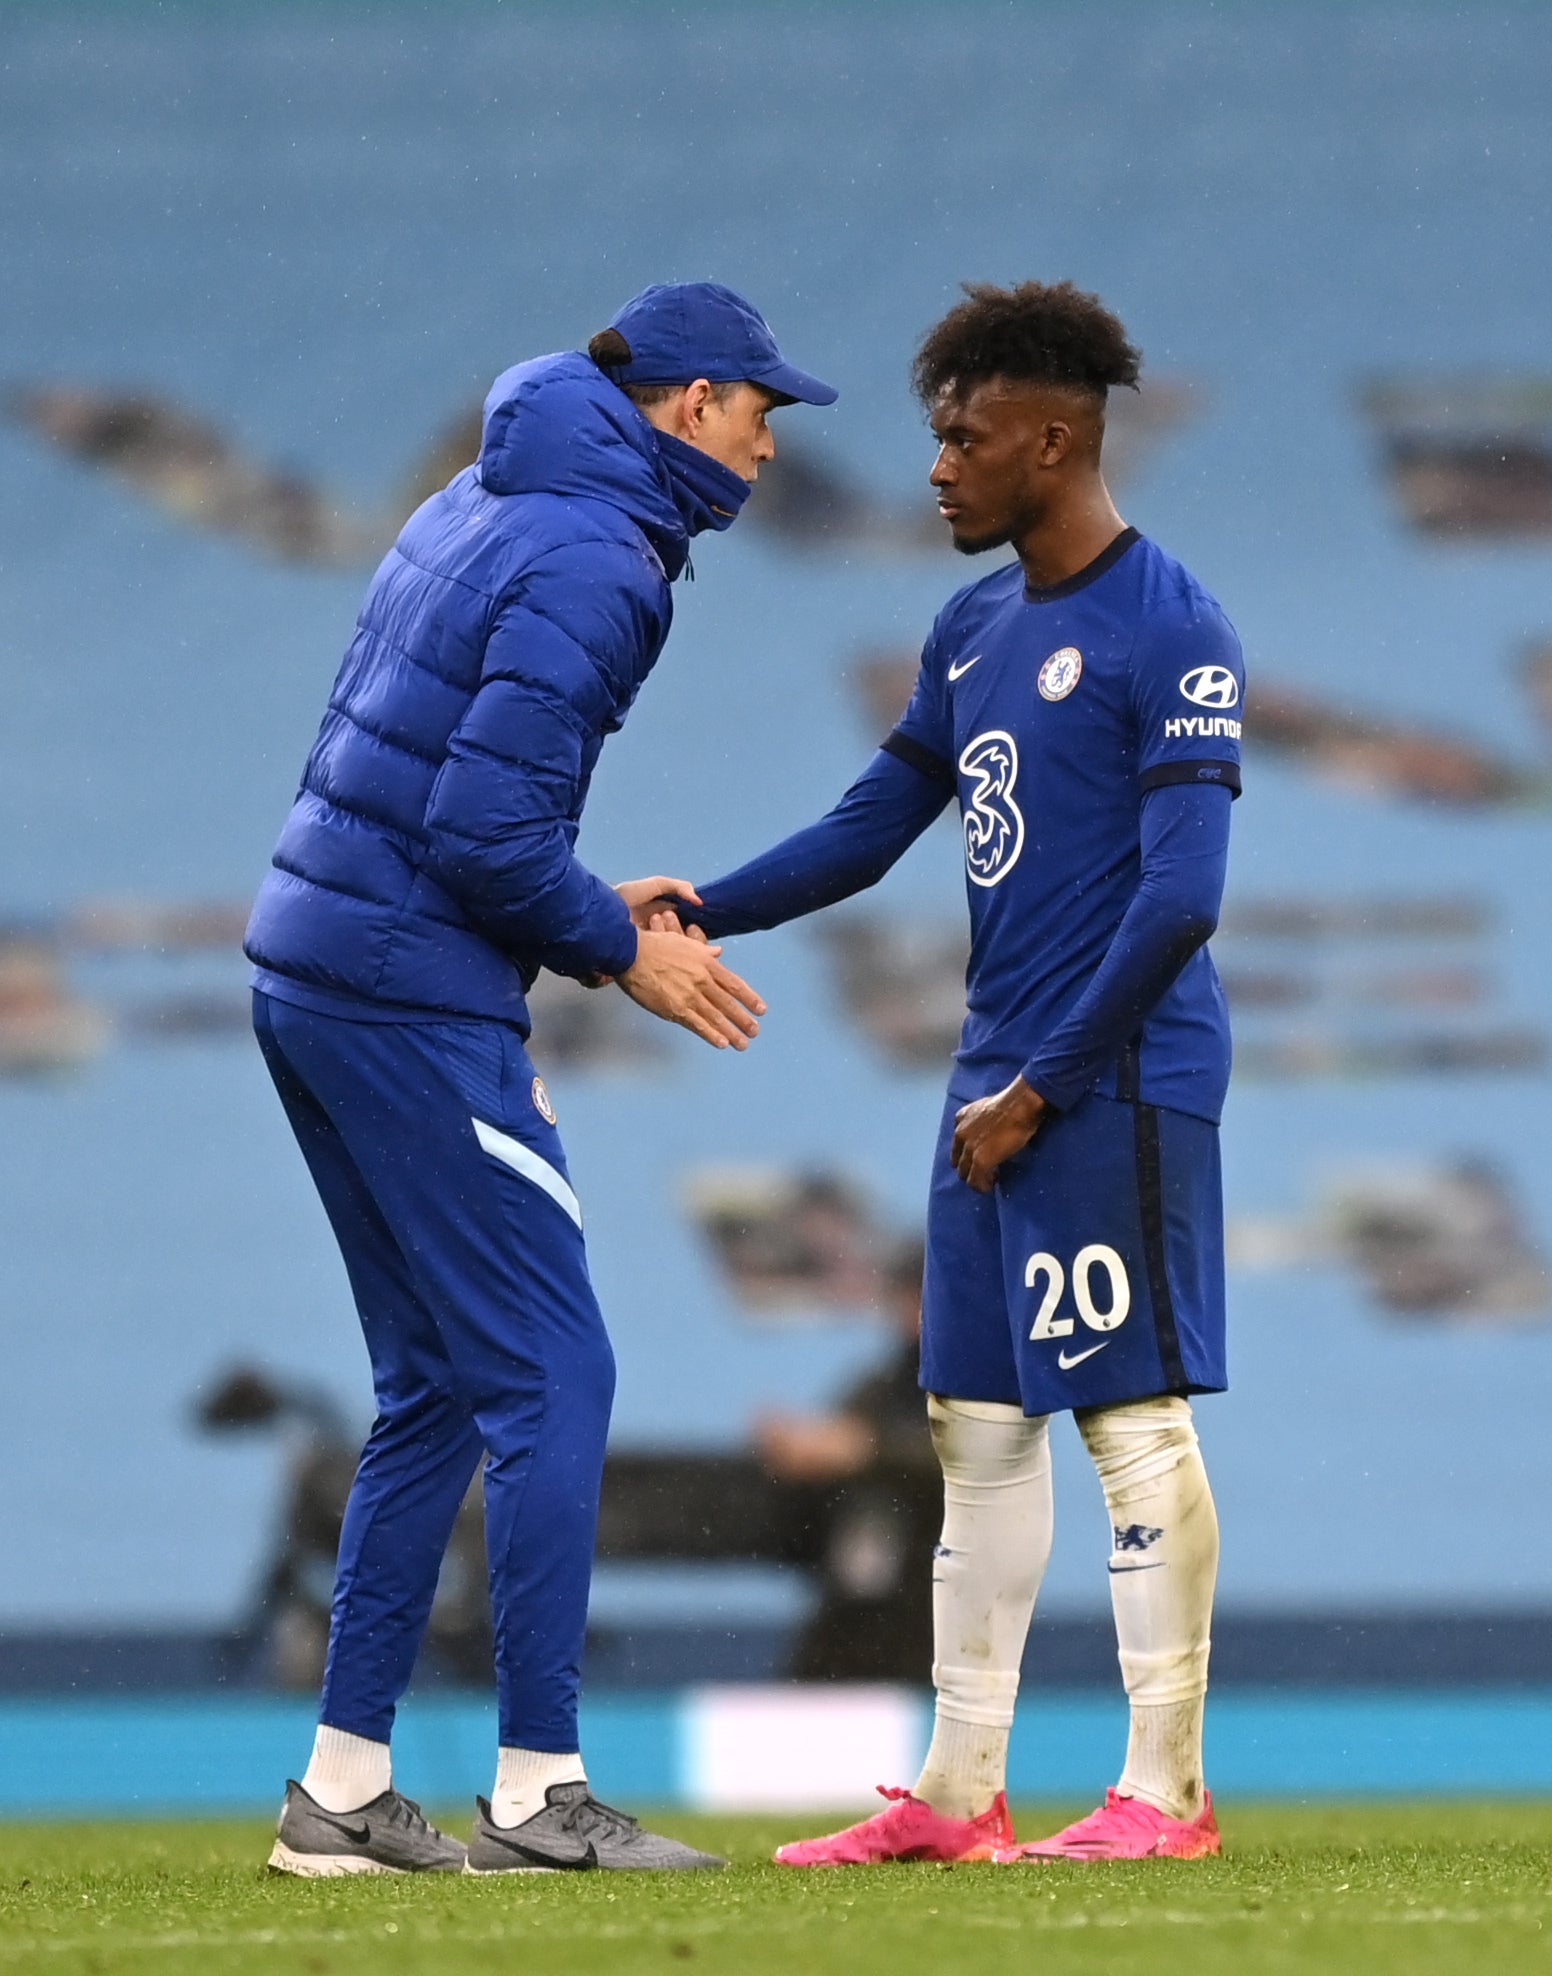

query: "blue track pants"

left=252, top=991, right=614, bottom=1751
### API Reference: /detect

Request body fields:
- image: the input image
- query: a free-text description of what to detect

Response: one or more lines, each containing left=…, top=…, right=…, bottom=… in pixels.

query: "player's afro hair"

left=911, top=281, right=1142, bottom=407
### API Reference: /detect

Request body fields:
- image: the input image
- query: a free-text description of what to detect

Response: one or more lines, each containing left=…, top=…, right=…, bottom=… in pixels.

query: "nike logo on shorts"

left=1056, top=1342, right=1110, bottom=1370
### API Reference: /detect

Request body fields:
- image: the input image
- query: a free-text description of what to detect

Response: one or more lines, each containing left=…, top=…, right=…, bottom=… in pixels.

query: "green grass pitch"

left=1, top=1803, right=1548, bottom=1975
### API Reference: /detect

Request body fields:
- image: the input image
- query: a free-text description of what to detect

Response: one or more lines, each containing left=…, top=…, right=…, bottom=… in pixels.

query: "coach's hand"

left=618, top=927, right=765, bottom=1051
left=952, top=1077, right=1049, bottom=1193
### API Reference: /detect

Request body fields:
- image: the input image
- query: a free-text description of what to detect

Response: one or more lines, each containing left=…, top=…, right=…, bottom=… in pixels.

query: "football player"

left=632, top=280, right=1241, bottom=1863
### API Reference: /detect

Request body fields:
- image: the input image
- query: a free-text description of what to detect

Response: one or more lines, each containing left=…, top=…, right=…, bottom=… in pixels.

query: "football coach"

left=243, top=284, right=836, bottom=1875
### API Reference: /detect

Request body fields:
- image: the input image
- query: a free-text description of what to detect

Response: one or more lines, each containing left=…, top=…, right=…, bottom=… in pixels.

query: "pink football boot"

left=774, top=1787, right=1014, bottom=1867
left=993, top=1788, right=1220, bottom=1862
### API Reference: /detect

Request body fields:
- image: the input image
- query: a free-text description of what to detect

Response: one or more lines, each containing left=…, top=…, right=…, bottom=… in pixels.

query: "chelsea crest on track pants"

left=252, top=990, right=614, bottom=1752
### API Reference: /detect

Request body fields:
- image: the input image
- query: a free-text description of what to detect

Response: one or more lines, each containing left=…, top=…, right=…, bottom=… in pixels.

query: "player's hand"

left=618, top=926, right=765, bottom=1050
left=643, top=908, right=710, bottom=942
left=951, top=1077, right=1049, bottom=1193
left=616, top=875, right=700, bottom=932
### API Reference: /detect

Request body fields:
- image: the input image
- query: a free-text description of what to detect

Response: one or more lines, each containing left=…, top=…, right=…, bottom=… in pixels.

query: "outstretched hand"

left=616, top=875, right=701, bottom=933
left=951, top=1077, right=1049, bottom=1193
left=618, top=926, right=765, bottom=1051
left=646, top=909, right=708, bottom=942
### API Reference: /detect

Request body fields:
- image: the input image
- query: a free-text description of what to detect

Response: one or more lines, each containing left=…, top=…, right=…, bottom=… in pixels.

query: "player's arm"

left=1015, top=595, right=1246, bottom=1110
left=952, top=781, right=1233, bottom=1190
left=627, top=637, right=957, bottom=937
left=1023, top=778, right=1231, bottom=1105
left=421, top=550, right=763, bottom=1049
left=676, top=743, right=952, bottom=938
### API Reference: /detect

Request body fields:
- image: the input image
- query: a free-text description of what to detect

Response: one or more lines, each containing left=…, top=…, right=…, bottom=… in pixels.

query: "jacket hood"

left=477, top=352, right=746, bottom=578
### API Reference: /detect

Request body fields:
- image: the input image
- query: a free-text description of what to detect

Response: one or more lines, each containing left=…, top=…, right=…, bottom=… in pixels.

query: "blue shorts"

left=920, top=1087, right=1227, bottom=1416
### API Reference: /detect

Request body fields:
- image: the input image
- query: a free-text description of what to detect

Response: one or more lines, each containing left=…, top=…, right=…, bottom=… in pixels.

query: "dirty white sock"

left=489, top=1747, right=587, bottom=1828
left=1078, top=1396, right=1219, bottom=1821
left=914, top=1714, right=1011, bottom=1821
left=1117, top=1698, right=1208, bottom=1822
left=301, top=1725, right=392, bottom=1813
left=913, top=1396, right=1053, bottom=1819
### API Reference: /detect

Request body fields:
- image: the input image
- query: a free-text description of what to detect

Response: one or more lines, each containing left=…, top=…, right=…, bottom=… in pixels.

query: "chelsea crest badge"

left=1038, top=647, right=1083, bottom=701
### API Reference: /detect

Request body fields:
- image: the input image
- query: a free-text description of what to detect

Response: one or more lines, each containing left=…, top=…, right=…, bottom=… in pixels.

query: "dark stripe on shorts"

left=882, top=728, right=957, bottom=788
left=1121, top=1040, right=1187, bottom=1394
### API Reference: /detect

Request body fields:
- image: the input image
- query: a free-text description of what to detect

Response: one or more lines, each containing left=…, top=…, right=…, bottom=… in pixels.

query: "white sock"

left=913, top=1396, right=1053, bottom=1820
left=1078, top=1396, right=1219, bottom=1821
left=1117, top=1699, right=1208, bottom=1821
left=301, top=1725, right=392, bottom=1813
left=489, top=1747, right=587, bottom=1828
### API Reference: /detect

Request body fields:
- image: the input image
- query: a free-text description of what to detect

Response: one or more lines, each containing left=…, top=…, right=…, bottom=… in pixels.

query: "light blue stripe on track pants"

left=252, top=989, right=614, bottom=1752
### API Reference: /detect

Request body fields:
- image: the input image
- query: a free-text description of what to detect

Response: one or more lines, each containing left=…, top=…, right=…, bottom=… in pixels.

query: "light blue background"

left=2, top=2, right=1551, bottom=1626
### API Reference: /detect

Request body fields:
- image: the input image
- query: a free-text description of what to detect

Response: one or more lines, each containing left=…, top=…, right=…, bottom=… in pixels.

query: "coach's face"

left=929, top=378, right=1079, bottom=554
left=682, top=380, right=781, bottom=483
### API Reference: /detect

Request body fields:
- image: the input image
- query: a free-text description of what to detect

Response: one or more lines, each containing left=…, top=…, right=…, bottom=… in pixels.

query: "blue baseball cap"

left=601, top=281, right=838, bottom=406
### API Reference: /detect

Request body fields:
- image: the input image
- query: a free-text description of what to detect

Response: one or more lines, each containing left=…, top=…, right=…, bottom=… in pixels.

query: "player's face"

left=686, top=382, right=780, bottom=483
left=928, top=379, right=1064, bottom=554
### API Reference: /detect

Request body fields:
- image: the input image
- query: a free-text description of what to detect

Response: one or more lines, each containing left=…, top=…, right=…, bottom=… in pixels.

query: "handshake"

left=602, top=876, right=765, bottom=1054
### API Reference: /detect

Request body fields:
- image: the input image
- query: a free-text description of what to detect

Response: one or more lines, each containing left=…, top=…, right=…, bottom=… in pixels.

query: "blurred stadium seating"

left=2, top=2, right=1551, bottom=1734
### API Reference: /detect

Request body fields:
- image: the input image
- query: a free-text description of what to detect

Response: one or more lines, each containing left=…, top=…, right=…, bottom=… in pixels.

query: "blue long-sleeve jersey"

left=693, top=530, right=1243, bottom=1122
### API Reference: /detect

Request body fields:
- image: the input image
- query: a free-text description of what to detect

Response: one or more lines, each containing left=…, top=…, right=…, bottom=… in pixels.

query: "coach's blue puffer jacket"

left=245, top=351, right=747, bottom=1032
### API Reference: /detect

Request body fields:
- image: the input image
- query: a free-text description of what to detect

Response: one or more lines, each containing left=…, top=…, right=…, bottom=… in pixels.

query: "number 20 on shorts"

left=1025, top=1245, right=1131, bottom=1340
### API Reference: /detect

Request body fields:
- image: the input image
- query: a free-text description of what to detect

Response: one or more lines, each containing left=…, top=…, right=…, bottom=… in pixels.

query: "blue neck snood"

left=656, top=428, right=752, bottom=542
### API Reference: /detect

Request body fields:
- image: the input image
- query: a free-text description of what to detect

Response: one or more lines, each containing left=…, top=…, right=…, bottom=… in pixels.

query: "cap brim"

left=752, top=361, right=838, bottom=408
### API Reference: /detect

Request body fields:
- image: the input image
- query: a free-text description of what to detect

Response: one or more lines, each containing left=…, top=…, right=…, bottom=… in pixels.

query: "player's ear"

left=1040, top=419, right=1073, bottom=467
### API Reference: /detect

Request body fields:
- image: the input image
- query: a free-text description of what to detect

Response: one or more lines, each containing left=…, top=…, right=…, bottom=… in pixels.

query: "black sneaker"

left=464, top=1782, right=726, bottom=1873
left=268, top=1779, right=467, bottom=1876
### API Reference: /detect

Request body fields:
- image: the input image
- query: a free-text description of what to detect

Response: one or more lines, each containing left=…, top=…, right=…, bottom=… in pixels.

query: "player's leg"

left=918, top=1102, right=1057, bottom=1833
left=1078, top=1395, right=1218, bottom=1820
left=998, top=1396, right=1221, bottom=1861
left=774, top=1402, right=1049, bottom=1867
left=992, top=1092, right=1226, bottom=1863
left=253, top=993, right=474, bottom=1874
left=775, top=1094, right=1045, bottom=1867
left=916, top=1395, right=1052, bottom=1812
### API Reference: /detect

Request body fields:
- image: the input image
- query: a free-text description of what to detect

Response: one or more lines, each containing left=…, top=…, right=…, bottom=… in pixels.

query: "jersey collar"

left=1023, top=525, right=1141, bottom=603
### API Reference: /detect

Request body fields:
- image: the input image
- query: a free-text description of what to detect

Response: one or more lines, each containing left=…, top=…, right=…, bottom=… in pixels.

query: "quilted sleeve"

left=422, top=542, right=667, bottom=980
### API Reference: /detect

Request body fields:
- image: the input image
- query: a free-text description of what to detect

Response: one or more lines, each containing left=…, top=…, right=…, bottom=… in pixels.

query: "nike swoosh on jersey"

left=481, top=1831, right=598, bottom=1871
left=1056, top=1342, right=1111, bottom=1370
left=947, top=653, right=983, bottom=681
